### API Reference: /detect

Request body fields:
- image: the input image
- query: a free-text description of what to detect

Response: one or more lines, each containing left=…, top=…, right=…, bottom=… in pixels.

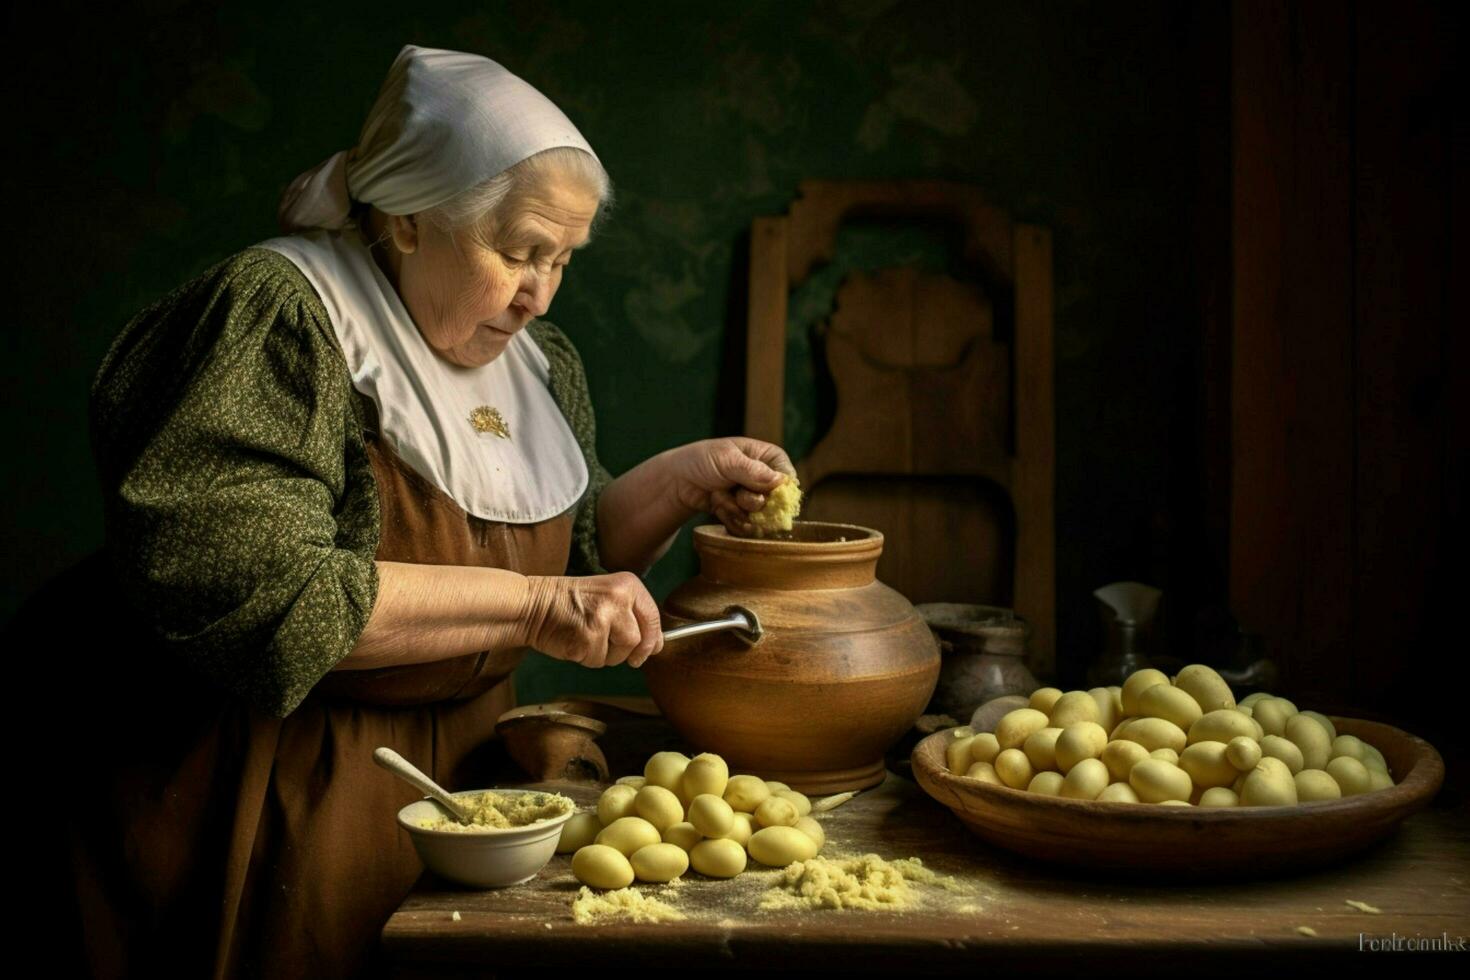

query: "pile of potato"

left=948, top=665, right=1395, bottom=806
left=560, top=751, right=830, bottom=888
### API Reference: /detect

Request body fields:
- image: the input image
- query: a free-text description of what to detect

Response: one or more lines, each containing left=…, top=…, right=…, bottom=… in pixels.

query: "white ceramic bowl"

left=396, top=789, right=577, bottom=888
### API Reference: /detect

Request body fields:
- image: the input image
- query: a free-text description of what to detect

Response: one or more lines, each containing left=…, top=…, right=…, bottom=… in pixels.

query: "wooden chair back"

left=744, top=180, right=1056, bottom=678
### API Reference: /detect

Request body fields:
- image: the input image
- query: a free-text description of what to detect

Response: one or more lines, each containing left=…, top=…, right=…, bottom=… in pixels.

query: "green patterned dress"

left=89, top=245, right=614, bottom=717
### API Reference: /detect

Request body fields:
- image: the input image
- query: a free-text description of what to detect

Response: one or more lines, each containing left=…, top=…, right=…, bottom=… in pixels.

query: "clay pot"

left=643, top=522, right=940, bottom=794
left=916, top=603, right=1039, bottom=718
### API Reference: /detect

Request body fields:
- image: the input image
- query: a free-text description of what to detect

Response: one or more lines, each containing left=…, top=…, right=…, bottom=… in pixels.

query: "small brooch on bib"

left=469, top=405, right=511, bottom=439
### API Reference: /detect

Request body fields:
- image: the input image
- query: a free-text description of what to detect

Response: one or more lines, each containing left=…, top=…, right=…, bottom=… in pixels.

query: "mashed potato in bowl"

left=415, top=790, right=574, bottom=833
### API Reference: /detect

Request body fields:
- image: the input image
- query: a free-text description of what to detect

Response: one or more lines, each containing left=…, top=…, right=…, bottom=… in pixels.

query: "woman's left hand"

left=669, top=437, right=795, bottom=536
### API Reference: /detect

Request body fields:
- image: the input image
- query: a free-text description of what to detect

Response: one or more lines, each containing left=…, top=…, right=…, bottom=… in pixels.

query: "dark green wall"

left=5, top=0, right=1223, bottom=703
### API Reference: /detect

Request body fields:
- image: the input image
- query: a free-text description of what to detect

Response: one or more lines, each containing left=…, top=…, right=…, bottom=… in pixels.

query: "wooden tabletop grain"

left=381, top=714, right=1470, bottom=977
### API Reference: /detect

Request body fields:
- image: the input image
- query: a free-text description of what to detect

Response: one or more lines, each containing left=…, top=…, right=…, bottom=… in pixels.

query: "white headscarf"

left=260, top=44, right=601, bottom=524
left=277, top=43, right=600, bottom=232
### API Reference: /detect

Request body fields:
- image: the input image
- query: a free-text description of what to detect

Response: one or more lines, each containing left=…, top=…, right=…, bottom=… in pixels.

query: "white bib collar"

left=254, top=228, right=589, bottom=523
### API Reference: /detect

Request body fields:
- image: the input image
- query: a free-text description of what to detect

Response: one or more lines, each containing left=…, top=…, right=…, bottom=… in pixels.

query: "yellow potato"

left=690, top=838, right=746, bottom=878
left=722, top=774, right=771, bottom=813
left=644, top=751, right=692, bottom=792
left=596, top=784, right=639, bottom=825
left=1174, top=664, right=1236, bottom=712
left=1189, top=709, right=1260, bottom=746
left=994, top=748, right=1034, bottom=789
left=1028, top=771, right=1065, bottom=796
left=1055, top=722, right=1109, bottom=772
left=1049, top=691, right=1101, bottom=728
left=1225, top=735, right=1262, bottom=771
left=1327, top=756, right=1372, bottom=796
left=965, top=761, right=1002, bottom=784
left=1060, top=758, right=1110, bottom=800
left=1260, top=735, right=1305, bottom=775
left=634, top=785, right=685, bottom=832
left=1252, top=698, right=1295, bottom=738
left=774, top=789, right=812, bottom=817
left=1294, top=769, right=1342, bottom=802
left=1240, top=757, right=1297, bottom=806
left=1116, top=717, right=1187, bottom=754
left=630, top=842, right=690, bottom=883
left=1022, top=727, right=1065, bottom=772
left=1179, top=741, right=1238, bottom=789
left=688, top=794, right=736, bottom=837
left=1121, top=669, right=1172, bottom=716
left=1238, top=692, right=1271, bottom=708
left=948, top=735, right=980, bottom=775
left=794, top=815, right=825, bottom=849
left=1097, top=782, right=1140, bottom=803
left=572, top=843, right=636, bottom=889
left=556, top=812, right=603, bottom=854
left=950, top=725, right=976, bottom=739
left=1300, top=710, right=1337, bottom=741
left=596, top=816, right=662, bottom=857
left=1138, top=683, right=1204, bottom=730
left=662, top=822, right=702, bottom=851
left=764, top=781, right=791, bottom=793
left=749, top=826, right=820, bottom=866
left=1029, top=687, right=1065, bottom=714
left=682, top=753, right=730, bottom=800
left=615, top=775, right=647, bottom=789
left=1149, top=747, right=1180, bottom=765
left=996, top=708, right=1052, bottom=751
left=753, top=796, right=800, bottom=829
left=1158, top=799, right=1192, bottom=807
left=1101, top=739, right=1150, bottom=782
left=1331, top=734, right=1367, bottom=761
left=1087, top=687, right=1121, bottom=732
left=969, top=732, right=1002, bottom=766
left=1129, top=759, right=1193, bottom=804
left=1367, top=769, right=1394, bottom=792
left=1285, top=714, right=1332, bottom=770
left=1198, top=787, right=1239, bottom=807
left=722, top=812, right=755, bottom=847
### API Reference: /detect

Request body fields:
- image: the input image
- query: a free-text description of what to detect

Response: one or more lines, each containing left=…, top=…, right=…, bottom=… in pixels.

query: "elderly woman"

left=69, top=45, right=791, bottom=978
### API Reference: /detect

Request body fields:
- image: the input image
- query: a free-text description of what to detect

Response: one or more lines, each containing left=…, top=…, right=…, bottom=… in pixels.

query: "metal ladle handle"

left=662, top=604, right=763, bottom=644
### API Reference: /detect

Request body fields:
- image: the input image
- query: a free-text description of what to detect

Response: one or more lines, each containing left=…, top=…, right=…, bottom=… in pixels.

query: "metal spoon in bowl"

left=373, top=746, right=474, bottom=825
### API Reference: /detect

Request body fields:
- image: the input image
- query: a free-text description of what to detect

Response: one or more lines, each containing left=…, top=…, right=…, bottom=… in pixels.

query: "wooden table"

left=381, top=716, right=1470, bottom=976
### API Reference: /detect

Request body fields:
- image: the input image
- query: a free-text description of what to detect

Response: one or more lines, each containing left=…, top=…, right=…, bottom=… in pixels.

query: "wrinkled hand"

left=670, top=437, right=795, bottom=536
left=524, top=573, right=664, bottom=669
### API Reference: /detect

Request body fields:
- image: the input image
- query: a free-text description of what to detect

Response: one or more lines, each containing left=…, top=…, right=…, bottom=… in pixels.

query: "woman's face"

left=375, top=173, right=599, bottom=368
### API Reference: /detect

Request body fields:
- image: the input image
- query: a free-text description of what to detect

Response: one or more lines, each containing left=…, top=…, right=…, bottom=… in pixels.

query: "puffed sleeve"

left=89, top=248, right=380, bottom=718
left=526, top=320, right=615, bottom=577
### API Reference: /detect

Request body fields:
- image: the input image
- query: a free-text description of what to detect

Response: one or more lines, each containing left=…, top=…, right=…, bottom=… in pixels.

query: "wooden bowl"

left=911, top=717, right=1445, bottom=877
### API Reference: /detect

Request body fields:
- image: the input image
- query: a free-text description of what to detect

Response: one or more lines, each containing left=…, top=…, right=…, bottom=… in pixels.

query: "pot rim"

left=693, top=520, right=883, bottom=553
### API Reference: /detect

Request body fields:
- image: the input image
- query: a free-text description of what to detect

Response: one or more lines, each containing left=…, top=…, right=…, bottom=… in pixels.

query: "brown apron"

left=65, top=430, right=578, bottom=979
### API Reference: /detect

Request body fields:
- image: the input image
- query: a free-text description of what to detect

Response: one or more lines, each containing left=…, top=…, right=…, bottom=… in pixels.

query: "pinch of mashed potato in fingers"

left=745, top=475, right=802, bottom=537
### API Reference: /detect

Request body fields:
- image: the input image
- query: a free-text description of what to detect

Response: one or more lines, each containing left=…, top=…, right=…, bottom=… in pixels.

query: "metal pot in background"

left=915, top=603, right=1039, bottom=720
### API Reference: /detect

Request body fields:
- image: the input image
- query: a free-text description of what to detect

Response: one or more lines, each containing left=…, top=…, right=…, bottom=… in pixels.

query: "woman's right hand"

left=523, top=573, right=664, bottom=669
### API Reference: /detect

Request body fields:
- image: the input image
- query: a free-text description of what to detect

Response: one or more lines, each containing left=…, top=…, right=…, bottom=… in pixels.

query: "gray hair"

left=352, top=146, right=613, bottom=248
left=430, top=145, right=612, bottom=239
